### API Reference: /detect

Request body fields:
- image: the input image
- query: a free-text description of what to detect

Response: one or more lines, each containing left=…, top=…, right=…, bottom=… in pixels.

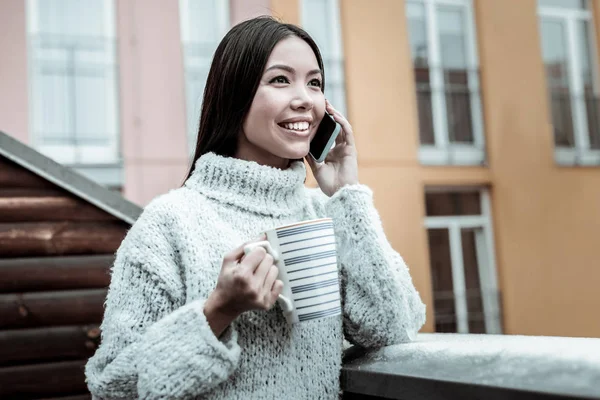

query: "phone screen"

left=310, top=113, right=338, bottom=160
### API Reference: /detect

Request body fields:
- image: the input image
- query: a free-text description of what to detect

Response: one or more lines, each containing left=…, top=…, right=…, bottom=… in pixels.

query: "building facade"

left=1, top=0, right=599, bottom=337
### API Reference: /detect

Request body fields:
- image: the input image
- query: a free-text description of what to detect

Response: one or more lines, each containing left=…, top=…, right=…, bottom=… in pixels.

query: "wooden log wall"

left=0, top=156, right=130, bottom=399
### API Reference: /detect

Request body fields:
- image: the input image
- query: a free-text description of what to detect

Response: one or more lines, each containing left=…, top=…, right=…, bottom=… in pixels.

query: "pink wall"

left=116, top=0, right=189, bottom=206
left=1, top=0, right=273, bottom=206
left=230, top=0, right=272, bottom=25
left=116, top=0, right=273, bottom=205
left=0, top=0, right=29, bottom=144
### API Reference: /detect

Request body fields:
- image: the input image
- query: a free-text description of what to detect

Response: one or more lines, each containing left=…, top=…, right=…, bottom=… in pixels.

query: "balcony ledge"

left=342, top=333, right=600, bottom=400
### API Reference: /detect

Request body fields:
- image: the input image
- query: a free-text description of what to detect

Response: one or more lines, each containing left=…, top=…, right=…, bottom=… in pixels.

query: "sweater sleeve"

left=85, top=202, right=241, bottom=399
left=312, top=185, right=426, bottom=349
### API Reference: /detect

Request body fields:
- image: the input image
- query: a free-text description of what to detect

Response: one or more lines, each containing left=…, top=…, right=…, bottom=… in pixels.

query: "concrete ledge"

left=342, top=333, right=600, bottom=400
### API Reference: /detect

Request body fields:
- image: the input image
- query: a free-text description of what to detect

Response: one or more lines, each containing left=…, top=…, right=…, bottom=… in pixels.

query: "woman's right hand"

left=204, top=236, right=284, bottom=336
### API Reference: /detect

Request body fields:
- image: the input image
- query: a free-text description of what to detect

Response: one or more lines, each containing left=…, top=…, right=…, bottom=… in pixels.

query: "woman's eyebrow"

left=265, top=64, right=323, bottom=77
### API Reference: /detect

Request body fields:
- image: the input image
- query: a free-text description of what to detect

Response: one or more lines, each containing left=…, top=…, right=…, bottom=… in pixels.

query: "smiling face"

left=237, top=36, right=326, bottom=169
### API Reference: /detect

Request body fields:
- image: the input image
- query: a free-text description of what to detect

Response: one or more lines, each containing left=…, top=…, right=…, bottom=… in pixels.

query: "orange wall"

left=476, top=0, right=600, bottom=337
left=255, top=0, right=600, bottom=336
left=271, top=0, right=300, bottom=24
left=297, top=0, right=600, bottom=337
left=340, top=0, right=435, bottom=332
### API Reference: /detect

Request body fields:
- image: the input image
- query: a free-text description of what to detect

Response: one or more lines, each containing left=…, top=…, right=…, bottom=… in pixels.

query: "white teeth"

left=282, top=121, right=309, bottom=131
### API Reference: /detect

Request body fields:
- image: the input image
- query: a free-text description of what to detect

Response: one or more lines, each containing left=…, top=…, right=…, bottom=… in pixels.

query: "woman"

left=85, top=16, right=426, bottom=399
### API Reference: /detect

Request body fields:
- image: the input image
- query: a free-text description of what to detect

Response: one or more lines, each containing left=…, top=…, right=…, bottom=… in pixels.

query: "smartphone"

left=309, top=112, right=342, bottom=163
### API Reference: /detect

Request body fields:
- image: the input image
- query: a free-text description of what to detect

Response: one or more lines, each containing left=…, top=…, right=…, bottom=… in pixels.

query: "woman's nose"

left=290, top=86, right=314, bottom=110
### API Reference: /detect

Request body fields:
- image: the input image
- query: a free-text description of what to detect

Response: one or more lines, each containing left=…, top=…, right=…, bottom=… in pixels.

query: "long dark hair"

left=183, top=16, right=325, bottom=181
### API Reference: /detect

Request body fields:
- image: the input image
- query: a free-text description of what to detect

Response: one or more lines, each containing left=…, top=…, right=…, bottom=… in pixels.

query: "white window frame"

left=26, top=0, right=120, bottom=170
left=538, top=2, right=600, bottom=166
left=179, top=0, right=230, bottom=152
left=407, top=0, right=485, bottom=166
left=179, top=0, right=229, bottom=43
left=301, top=0, right=348, bottom=117
left=424, top=189, right=502, bottom=334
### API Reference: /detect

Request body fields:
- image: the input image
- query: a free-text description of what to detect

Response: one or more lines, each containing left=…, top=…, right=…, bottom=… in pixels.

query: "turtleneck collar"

left=184, top=152, right=308, bottom=217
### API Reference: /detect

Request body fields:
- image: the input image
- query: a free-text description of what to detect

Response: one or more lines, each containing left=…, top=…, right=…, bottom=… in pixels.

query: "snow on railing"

left=341, top=333, right=600, bottom=399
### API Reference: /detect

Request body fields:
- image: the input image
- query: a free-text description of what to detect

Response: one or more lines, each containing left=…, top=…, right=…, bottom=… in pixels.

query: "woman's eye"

left=309, top=79, right=322, bottom=88
left=270, top=76, right=289, bottom=84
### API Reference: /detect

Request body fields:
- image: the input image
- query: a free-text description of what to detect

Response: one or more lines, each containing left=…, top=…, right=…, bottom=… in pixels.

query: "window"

left=424, top=189, right=502, bottom=334
left=26, top=0, right=121, bottom=184
left=179, top=0, right=229, bottom=151
left=406, top=0, right=485, bottom=165
left=538, top=0, right=600, bottom=165
left=301, top=0, right=347, bottom=117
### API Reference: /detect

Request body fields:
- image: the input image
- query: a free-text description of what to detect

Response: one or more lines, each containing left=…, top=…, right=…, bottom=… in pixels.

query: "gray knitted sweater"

left=85, top=152, right=426, bottom=399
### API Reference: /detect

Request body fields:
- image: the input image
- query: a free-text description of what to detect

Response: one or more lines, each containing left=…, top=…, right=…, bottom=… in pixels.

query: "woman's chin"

left=276, top=145, right=310, bottom=160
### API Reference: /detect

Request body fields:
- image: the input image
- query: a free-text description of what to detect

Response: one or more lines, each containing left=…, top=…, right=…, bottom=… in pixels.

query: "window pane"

left=416, top=73, right=435, bottom=145
left=428, top=229, right=457, bottom=333
left=578, top=21, right=594, bottom=90
left=577, top=20, right=600, bottom=150
left=303, top=0, right=347, bottom=118
left=586, top=98, right=600, bottom=149
left=407, top=3, right=428, bottom=67
left=438, top=6, right=467, bottom=70
left=438, top=6, right=474, bottom=144
left=30, top=0, right=119, bottom=164
left=181, top=0, right=225, bottom=148
left=407, top=2, right=434, bottom=145
left=187, top=0, right=220, bottom=42
left=550, top=91, right=575, bottom=147
left=541, top=19, right=575, bottom=147
left=74, top=69, right=110, bottom=145
left=34, top=65, right=71, bottom=145
left=445, top=69, right=474, bottom=143
left=38, top=0, right=105, bottom=36
left=303, top=0, right=331, bottom=54
left=538, top=0, right=588, bottom=10
left=425, top=191, right=481, bottom=216
left=541, top=20, right=570, bottom=89
left=183, top=44, right=212, bottom=146
left=461, top=228, right=486, bottom=334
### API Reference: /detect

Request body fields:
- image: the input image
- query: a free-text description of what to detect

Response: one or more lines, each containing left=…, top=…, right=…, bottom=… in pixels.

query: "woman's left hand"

left=306, top=100, right=359, bottom=197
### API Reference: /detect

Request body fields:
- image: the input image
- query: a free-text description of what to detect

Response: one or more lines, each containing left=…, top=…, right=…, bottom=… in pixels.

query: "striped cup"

left=244, top=218, right=341, bottom=324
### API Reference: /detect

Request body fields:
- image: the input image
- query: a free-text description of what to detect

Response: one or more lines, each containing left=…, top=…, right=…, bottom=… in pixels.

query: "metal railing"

left=341, top=333, right=600, bottom=399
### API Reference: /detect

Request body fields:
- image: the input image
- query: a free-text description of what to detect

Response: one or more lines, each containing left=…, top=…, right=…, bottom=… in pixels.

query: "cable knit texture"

left=85, top=152, right=426, bottom=399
